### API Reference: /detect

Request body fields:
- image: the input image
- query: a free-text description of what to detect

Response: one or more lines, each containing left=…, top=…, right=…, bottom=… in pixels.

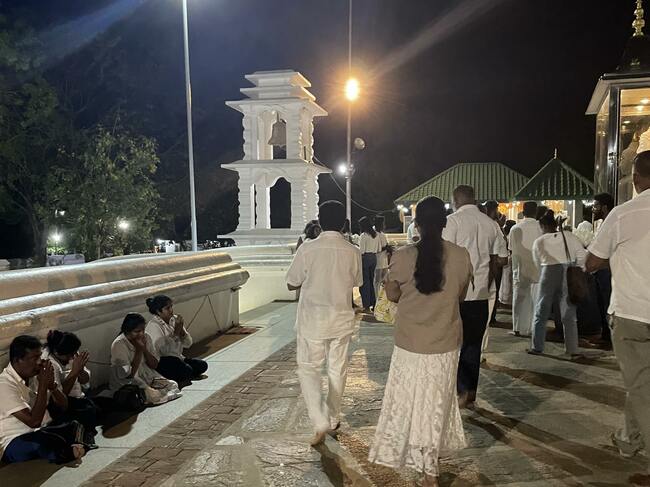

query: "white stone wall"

left=0, top=252, right=249, bottom=386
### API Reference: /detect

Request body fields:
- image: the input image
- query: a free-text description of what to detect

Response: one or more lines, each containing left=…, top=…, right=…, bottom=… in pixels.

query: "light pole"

left=344, top=77, right=359, bottom=223
left=345, top=0, right=354, bottom=223
left=182, top=0, right=198, bottom=251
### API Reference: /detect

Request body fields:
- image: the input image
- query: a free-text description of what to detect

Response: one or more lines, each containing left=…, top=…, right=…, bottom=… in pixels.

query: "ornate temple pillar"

left=236, top=170, right=255, bottom=230
left=285, top=109, right=303, bottom=160
left=289, top=177, right=307, bottom=230
left=305, top=173, right=319, bottom=221
left=255, top=184, right=271, bottom=229
left=300, top=108, right=314, bottom=162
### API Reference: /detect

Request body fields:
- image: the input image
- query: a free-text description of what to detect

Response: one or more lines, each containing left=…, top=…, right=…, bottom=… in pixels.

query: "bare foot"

left=310, top=430, right=327, bottom=447
left=72, top=444, right=86, bottom=460
left=457, top=392, right=469, bottom=409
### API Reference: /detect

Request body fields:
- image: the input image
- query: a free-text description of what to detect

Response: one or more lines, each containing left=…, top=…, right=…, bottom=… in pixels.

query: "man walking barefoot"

left=286, top=201, right=363, bottom=446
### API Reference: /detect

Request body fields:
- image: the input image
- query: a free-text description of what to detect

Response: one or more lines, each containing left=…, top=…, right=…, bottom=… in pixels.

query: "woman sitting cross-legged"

left=368, top=196, right=473, bottom=487
left=43, top=330, right=100, bottom=445
left=109, top=313, right=181, bottom=406
left=145, top=295, right=208, bottom=386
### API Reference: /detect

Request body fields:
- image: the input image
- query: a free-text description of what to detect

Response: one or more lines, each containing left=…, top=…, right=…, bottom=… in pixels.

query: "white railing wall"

left=0, top=251, right=250, bottom=385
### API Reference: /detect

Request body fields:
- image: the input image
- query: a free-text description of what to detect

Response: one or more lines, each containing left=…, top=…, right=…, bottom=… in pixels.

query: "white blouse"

left=359, top=233, right=383, bottom=254
left=42, top=349, right=90, bottom=399
left=109, top=333, right=165, bottom=392
left=146, top=315, right=192, bottom=360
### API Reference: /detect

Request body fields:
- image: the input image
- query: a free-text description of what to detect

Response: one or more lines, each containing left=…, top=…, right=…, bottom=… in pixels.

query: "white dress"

left=368, top=347, right=466, bottom=476
left=109, top=334, right=181, bottom=405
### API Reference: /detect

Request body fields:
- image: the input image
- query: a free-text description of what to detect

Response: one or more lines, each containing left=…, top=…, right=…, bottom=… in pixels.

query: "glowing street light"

left=50, top=232, right=62, bottom=255
left=337, top=163, right=348, bottom=176
left=118, top=220, right=130, bottom=231
left=345, top=77, right=360, bottom=101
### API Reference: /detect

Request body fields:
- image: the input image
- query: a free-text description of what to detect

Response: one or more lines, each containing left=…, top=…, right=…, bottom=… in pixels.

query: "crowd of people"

left=0, top=295, right=207, bottom=465
left=2, top=155, right=649, bottom=486
left=286, top=151, right=650, bottom=486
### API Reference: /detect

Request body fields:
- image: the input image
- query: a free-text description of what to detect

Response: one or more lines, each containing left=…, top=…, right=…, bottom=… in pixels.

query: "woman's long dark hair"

left=46, top=330, right=81, bottom=355
left=413, top=197, right=447, bottom=295
left=359, top=216, right=376, bottom=238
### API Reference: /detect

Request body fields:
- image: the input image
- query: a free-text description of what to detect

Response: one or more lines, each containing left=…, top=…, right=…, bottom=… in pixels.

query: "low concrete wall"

left=0, top=252, right=250, bottom=386
left=101, top=245, right=298, bottom=313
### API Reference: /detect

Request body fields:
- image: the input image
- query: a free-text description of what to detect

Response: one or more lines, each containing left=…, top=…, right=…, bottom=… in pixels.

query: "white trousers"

left=296, top=334, right=352, bottom=433
left=512, top=280, right=538, bottom=335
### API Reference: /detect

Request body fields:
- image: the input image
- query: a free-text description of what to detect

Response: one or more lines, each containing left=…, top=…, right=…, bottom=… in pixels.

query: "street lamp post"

left=344, top=77, right=359, bottom=223
left=182, top=0, right=198, bottom=251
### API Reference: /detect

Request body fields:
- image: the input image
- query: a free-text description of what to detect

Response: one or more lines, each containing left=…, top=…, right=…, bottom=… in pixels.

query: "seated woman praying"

left=145, top=295, right=208, bottom=385
left=43, top=330, right=99, bottom=444
left=109, top=313, right=181, bottom=406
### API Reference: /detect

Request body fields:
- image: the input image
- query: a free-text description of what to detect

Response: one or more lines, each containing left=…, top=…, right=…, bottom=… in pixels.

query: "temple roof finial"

left=634, top=0, right=646, bottom=37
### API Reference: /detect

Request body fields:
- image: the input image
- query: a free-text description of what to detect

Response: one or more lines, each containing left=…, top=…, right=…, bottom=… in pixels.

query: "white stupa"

left=223, top=70, right=331, bottom=246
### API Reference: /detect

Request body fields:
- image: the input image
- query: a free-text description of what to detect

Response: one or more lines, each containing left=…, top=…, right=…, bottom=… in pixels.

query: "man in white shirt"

left=586, top=152, right=650, bottom=485
left=0, top=335, right=83, bottom=464
left=443, top=185, right=508, bottom=407
left=406, top=220, right=420, bottom=243
left=286, top=200, right=363, bottom=446
left=509, top=201, right=543, bottom=336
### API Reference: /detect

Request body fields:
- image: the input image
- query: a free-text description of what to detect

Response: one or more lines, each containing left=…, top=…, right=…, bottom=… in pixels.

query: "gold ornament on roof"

left=633, top=0, right=646, bottom=37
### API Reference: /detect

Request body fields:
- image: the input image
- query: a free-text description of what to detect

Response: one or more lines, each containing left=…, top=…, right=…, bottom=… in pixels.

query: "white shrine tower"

left=223, top=70, right=331, bottom=245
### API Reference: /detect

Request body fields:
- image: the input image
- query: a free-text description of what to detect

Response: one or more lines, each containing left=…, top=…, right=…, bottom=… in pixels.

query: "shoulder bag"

left=559, top=222, right=589, bottom=305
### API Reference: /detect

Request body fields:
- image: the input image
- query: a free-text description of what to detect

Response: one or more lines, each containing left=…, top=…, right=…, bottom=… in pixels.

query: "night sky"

left=1, top=0, right=638, bottom=232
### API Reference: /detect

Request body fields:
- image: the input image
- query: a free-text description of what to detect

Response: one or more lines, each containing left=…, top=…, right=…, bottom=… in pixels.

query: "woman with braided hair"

left=369, top=196, right=473, bottom=487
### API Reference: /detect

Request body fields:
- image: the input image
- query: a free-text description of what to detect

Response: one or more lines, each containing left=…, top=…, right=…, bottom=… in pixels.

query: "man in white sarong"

left=286, top=200, right=363, bottom=446
left=509, top=201, right=542, bottom=336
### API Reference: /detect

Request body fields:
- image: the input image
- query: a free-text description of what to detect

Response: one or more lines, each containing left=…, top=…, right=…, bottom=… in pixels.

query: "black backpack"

left=113, top=384, right=146, bottom=412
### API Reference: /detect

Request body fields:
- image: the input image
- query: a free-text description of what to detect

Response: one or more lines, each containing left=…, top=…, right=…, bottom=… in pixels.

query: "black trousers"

left=48, top=396, right=99, bottom=442
left=157, top=356, right=208, bottom=384
left=457, top=300, right=489, bottom=395
left=595, top=268, right=612, bottom=342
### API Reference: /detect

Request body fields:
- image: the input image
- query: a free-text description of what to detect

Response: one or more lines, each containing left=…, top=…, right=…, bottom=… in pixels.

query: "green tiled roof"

left=395, top=162, right=528, bottom=204
left=513, top=157, right=594, bottom=201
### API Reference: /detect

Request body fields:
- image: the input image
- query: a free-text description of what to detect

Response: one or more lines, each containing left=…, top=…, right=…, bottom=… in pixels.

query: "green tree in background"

left=54, top=126, right=160, bottom=261
left=0, top=17, right=161, bottom=263
left=0, top=16, right=73, bottom=264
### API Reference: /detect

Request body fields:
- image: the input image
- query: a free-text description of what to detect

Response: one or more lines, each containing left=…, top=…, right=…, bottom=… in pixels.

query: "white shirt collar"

left=4, top=363, right=28, bottom=386
left=319, top=231, right=345, bottom=239
left=455, top=204, right=480, bottom=214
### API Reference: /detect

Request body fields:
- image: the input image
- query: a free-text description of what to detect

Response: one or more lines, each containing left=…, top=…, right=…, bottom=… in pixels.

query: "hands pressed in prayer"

left=70, top=351, right=89, bottom=376
left=174, top=315, right=186, bottom=338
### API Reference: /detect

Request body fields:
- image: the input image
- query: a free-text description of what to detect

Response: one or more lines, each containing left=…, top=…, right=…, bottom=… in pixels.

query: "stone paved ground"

left=71, top=308, right=647, bottom=485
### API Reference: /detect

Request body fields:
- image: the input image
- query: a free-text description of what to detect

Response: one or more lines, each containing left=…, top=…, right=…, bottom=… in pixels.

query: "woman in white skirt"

left=369, top=196, right=473, bottom=487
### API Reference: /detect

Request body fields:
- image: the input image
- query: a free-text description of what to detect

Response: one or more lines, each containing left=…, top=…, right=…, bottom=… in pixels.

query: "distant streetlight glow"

left=337, top=163, right=348, bottom=176
left=118, top=220, right=130, bottom=231
left=345, top=78, right=360, bottom=101
left=51, top=233, right=62, bottom=244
